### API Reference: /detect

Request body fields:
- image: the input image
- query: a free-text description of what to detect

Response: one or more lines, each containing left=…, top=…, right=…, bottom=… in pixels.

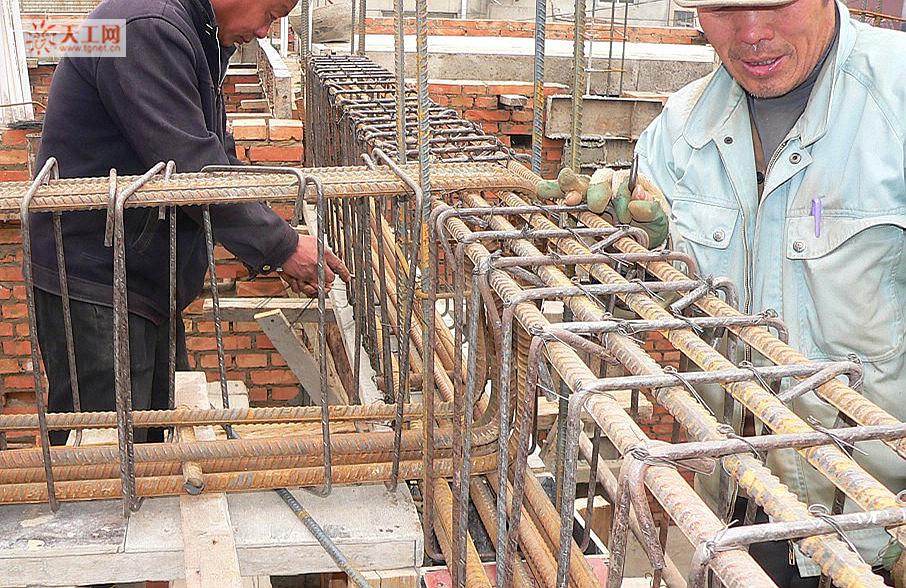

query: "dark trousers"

left=34, top=288, right=188, bottom=446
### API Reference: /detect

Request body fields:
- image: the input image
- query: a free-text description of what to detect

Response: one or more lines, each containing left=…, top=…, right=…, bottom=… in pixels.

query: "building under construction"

left=0, top=0, right=905, bottom=587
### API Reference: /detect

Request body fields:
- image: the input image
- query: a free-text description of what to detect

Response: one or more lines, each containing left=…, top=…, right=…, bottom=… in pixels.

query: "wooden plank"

left=175, top=372, right=243, bottom=588
left=372, top=568, right=419, bottom=587
left=576, top=495, right=612, bottom=546
left=255, top=309, right=345, bottom=405
left=202, top=297, right=332, bottom=323
left=0, top=0, right=35, bottom=125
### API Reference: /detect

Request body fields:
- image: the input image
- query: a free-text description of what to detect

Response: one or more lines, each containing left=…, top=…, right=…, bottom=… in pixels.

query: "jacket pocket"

left=670, top=199, right=740, bottom=279
left=786, top=215, right=906, bottom=361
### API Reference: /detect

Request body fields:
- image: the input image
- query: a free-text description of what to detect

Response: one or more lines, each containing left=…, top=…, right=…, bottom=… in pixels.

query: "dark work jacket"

left=30, top=0, right=298, bottom=324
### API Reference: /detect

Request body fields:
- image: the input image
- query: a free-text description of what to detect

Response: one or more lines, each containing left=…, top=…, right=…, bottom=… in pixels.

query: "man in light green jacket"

left=568, top=0, right=906, bottom=584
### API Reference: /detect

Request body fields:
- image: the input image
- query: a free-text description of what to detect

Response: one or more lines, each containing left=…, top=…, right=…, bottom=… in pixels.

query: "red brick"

left=449, top=95, right=474, bottom=108
left=0, top=170, right=29, bottom=182
left=2, top=303, right=26, bottom=319
left=0, top=149, right=27, bottom=165
left=0, top=358, right=22, bottom=373
left=4, top=374, right=33, bottom=390
left=461, top=84, right=487, bottom=95
left=1, top=401, right=37, bottom=415
left=0, top=266, right=22, bottom=281
left=198, top=353, right=232, bottom=368
left=269, top=354, right=287, bottom=367
left=186, top=337, right=217, bottom=351
left=489, top=83, right=533, bottom=95
left=2, top=340, right=30, bottom=356
left=268, top=119, right=304, bottom=141
left=215, top=263, right=248, bottom=280
left=271, top=386, right=300, bottom=401
left=236, top=353, right=268, bottom=368
left=249, top=369, right=298, bottom=385
left=510, top=110, right=535, bottom=122
left=183, top=298, right=205, bottom=315
left=220, top=335, right=252, bottom=350
left=428, top=82, right=461, bottom=94
left=464, top=109, right=510, bottom=122
left=235, top=279, right=286, bottom=297
left=473, top=96, right=499, bottom=109
left=230, top=119, right=268, bottom=140
left=0, top=322, right=13, bottom=337
left=431, top=94, right=451, bottom=106
left=231, top=321, right=260, bottom=333
left=0, top=229, right=21, bottom=244
left=1, top=129, right=30, bottom=146
left=248, top=386, right=268, bottom=402
left=255, top=334, right=275, bottom=350
left=14, top=323, right=29, bottom=336
left=503, top=123, right=534, bottom=136
left=247, top=145, right=303, bottom=163
left=480, top=122, right=499, bottom=134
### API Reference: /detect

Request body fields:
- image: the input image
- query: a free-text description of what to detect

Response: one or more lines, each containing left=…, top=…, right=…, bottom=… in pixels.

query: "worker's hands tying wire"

left=278, top=234, right=351, bottom=297
left=535, top=160, right=671, bottom=248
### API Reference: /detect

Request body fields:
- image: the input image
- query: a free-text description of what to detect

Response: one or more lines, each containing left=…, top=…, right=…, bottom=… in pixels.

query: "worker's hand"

left=607, top=168, right=670, bottom=248
left=535, top=166, right=670, bottom=248
left=278, top=234, right=351, bottom=297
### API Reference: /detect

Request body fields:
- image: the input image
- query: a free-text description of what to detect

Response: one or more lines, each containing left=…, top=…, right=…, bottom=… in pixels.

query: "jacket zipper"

left=742, top=137, right=792, bottom=317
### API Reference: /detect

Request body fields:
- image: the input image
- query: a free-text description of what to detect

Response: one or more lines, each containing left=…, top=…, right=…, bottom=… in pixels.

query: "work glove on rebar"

left=536, top=166, right=671, bottom=248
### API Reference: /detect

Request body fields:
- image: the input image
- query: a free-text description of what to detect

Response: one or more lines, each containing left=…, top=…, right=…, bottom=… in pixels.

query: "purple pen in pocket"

left=810, top=197, right=823, bottom=238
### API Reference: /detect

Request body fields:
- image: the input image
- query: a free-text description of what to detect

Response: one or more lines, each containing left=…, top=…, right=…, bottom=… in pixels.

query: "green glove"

left=610, top=173, right=670, bottom=248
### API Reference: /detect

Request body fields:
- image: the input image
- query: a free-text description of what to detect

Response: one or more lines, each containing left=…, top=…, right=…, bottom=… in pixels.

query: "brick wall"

left=365, top=17, right=706, bottom=45
left=27, top=64, right=55, bottom=112
left=427, top=80, right=567, bottom=179
left=0, top=128, right=31, bottom=182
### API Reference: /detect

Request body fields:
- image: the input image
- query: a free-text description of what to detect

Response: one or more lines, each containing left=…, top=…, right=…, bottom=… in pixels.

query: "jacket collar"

left=682, top=1, right=857, bottom=150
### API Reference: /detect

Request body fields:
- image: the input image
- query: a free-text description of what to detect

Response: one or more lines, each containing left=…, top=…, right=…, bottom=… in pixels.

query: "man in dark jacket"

left=30, top=0, right=346, bottom=445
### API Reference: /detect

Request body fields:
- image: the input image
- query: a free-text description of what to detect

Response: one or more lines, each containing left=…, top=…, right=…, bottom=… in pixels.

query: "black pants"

left=34, top=289, right=188, bottom=446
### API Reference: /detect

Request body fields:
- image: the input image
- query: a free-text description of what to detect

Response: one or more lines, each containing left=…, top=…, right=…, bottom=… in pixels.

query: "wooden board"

left=175, top=372, right=243, bottom=588
left=255, top=309, right=345, bottom=405
left=202, top=297, right=332, bottom=323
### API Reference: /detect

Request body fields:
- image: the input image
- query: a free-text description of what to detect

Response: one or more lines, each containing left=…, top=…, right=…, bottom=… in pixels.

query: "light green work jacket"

left=636, top=3, right=906, bottom=573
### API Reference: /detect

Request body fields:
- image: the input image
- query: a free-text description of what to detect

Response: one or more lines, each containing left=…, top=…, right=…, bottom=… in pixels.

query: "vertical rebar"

left=350, top=0, right=357, bottom=54
left=570, top=0, right=587, bottom=171
left=19, top=158, right=59, bottom=512
left=111, top=163, right=167, bottom=515
left=202, top=206, right=232, bottom=438
left=299, top=0, right=310, bottom=59
left=618, top=0, right=628, bottom=95
left=394, top=0, right=407, bottom=164
left=164, top=162, right=177, bottom=416
left=314, top=176, right=334, bottom=496
left=358, top=0, right=367, bottom=55
left=531, top=0, right=547, bottom=175
left=52, top=213, right=81, bottom=439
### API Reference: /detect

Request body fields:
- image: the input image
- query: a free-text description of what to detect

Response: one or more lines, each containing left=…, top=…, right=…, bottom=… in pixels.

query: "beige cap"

left=674, top=0, right=793, bottom=8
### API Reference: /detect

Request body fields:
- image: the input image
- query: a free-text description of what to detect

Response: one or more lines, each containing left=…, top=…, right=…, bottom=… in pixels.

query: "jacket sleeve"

left=94, top=16, right=297, bottom=273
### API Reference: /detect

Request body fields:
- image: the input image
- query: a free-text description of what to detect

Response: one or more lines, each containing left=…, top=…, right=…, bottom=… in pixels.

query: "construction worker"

left=550, top=0, right=906, bottom=584
left=29, top=0, right=348, bottom=447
